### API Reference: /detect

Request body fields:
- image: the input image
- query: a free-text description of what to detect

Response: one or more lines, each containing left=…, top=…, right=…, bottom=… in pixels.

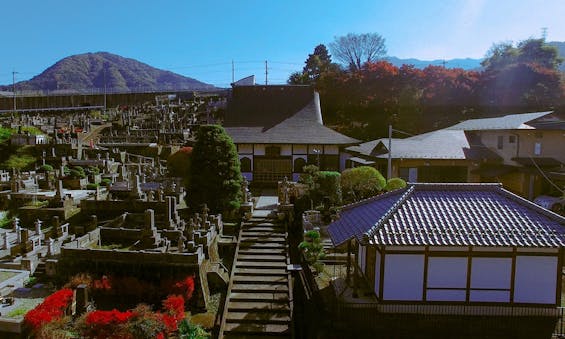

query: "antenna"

left=12, top=70, right=18, bottom=116
left=541, top=27, right=548, bottom=40
left=265, top=60, right=268, bottom=85
left=441, top=59, right=447, bottom=68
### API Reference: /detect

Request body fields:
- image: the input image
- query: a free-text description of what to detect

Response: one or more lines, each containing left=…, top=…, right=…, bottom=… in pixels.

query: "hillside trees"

left=290, top=36, right=564, bottom=141
left=187, top=125, right=242, bottom=214
left=288, top=44, right=338, bottom=86
left=479, top=38, right=563, bottom=110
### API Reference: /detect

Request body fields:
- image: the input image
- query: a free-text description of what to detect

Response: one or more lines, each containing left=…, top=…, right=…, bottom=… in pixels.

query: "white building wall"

left=470, top=257, right=512, bottom=302
left=358, top=245, right=367, bottom=274
left=383, top=254, right=424, bottom=301
left=281, top=144, right=292, bottom=156
left=426, top=257, right=467, bottom=301
left=293, top=145, right=307, bottom=154
left=254, top=144, right=265, bottom=155
left=514, top=256, right=557, bottom=304
left=374, top=250, right=381, bottom=298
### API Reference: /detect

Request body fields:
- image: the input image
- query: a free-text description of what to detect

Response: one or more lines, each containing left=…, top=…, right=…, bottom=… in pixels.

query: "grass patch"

left=6, top=307, right=27, bottom=318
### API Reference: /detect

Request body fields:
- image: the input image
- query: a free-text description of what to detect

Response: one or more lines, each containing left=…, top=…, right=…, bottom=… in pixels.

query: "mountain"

left=386, top=41, right=565, bottom=71
left=0, top=52, right=215, bottom=93
left=385, top=56, right=483, bottom=70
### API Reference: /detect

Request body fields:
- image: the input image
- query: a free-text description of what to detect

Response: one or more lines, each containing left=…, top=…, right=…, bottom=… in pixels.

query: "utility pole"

left=12, top=70, right=18, bottom=115
left=231, top=60, right=235, bottom=84
left=103, top=66, right=107, bottom=112
left=265, top=60, right=268, bottom=85
left=387, top=125, right=392, bottom=180
left=541, top=27, right=548, bottom=40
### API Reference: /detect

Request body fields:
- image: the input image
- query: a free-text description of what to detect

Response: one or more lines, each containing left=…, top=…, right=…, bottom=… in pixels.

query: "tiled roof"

left=345, top=129, right=498, bottom=160
left=446, top=111, right=553, bottom=131
left=327, top=183, right=565, bottom=248
left=224, top=86, right=358, bottom=145
left=327, top=189, right=408, bottom=246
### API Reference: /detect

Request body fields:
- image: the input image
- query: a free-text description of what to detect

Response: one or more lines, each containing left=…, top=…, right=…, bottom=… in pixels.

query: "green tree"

left=385, top=177, right=407, bottom=191
left=288, top=44, right=335, bottom=85
left=341, top=166, right=386, bottom=203
left=187, top=125, right=242, bottom=213
left=329, top=33, right=387, bottom=70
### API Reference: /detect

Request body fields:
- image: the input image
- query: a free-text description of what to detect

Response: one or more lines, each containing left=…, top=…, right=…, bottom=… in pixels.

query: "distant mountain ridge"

left=386, top=56, right=482, bottom=70
left=386, top=41, right=565, bottom=71
left=0, top=52, right=215, bottom=94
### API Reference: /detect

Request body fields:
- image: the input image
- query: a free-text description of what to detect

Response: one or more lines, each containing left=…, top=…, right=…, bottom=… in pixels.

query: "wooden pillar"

left=353, top=240, right=359, bottom=298
left=346, top=239, right=352, bottom=284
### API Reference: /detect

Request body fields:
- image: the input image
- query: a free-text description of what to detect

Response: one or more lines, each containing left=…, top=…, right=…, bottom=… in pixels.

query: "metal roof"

left=446, top=111, right=553, bottom=131
left=327, top=183, right=565, bottom=248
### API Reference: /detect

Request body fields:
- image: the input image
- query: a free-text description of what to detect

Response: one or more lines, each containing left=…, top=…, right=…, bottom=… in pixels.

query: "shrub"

left=316, top=171, right=342, bottom=206
left=125, top=304, right=166, bottom=339
left=78, top=309, right=134, bottom=339
left=178, top=319, right=210, bottom=338
left=68, top=169, right=85, bottom=179
left=88, top=166, right=100, bottom=175
left=161, top=295, right=185, bottom=333
left=86, top=183, right=99, bottom=190
left=39, top=164, right=54, bottom=173
left=341, top=166, right=386, bottom=203
left=385, top=177, right=407, bottom=191
left=100, top=178, right=112, bottom=186
left=24, top=289, right=74, bottom=332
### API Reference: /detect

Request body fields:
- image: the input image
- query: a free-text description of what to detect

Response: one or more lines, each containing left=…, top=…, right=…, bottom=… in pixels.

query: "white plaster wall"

left=470, top=290, right=510, bottom=303
left=427, top=290, right=466, bottom=302
left=383, top=254, right=425, bottom=301
left=374, top=250, right=381, bottom=298
left=427, top=257, right=467, bottom=288
left=293, top=145, right=307, bottom=154
left=238, top=144, right=253, bottom=154
left=470, top=258, right=512, bottom=289
left=254, top=144, right=265, bottom=155
left=358, top=245, right=367, bottom=274
left=281, top=144, right=292, bottom=156
left=324, top=145, right=339, bottom=155
left=514, top=256, right=557, bottom=304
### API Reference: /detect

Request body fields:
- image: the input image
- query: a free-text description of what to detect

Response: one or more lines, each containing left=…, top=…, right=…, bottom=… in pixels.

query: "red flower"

left=172, top=276, right=195, bottom=300
left=24, top=288, right=74, bottom=331
left=161, top=295, right=185, bottom=332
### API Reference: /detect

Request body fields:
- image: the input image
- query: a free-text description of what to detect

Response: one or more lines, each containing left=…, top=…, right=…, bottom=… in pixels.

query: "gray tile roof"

left=346, top=129, right=499, bottom=160
left=327, top=183, right=565, bottom=248
left=224, top=87, right=358, bottom=145
left=446, top=111, right=553, bottom=131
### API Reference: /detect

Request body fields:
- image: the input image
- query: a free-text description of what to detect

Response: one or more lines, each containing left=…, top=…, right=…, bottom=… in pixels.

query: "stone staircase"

left=219, top=215, right=292, bottom=338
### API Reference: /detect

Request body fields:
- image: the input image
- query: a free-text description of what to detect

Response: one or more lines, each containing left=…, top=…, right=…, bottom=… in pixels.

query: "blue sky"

left=1, top=0, right=564, bottom=87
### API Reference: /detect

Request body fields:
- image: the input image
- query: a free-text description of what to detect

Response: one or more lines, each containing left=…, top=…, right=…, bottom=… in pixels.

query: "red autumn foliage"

left=83, top=309, right=135, bottom=338
left=171, top=276, right=195, bottom=300
left=24, top=289, right=74, bottom=331
left=161, top=295, right=185, bottom=332
left=92, top=275, right=111, bottom=290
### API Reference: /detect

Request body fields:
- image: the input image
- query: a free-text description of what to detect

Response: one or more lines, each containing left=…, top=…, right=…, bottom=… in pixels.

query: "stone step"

left=234, top=268, right=288, bottom=276
left=226, top=311, right=291, bottom=324
left=243, top=226, right=285, bottom=232
left=232, top=283, right=289, bottom=292
left=230, top=292, right=289, bottom=302
left=237, top=254, right=287, bottom=261
left=239, top=242, right=286, bottom=249
left=227, top=301, right=291, bottom=312
left=238, top=248, right=286, bottom=255
left=240, top=237, right=286, bottom=243
left=236, top=261, right=287, bottom=269
left=233, top=275, right=288, bottom=283
left=223, top=335, right=289, bottom=339
left=241, top=231, right=286, bottom=237
left=223, top=322, right=290, bottom=335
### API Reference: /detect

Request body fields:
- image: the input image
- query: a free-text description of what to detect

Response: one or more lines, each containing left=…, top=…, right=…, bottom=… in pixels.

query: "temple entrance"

left=253, top=157, right=292, bottom=184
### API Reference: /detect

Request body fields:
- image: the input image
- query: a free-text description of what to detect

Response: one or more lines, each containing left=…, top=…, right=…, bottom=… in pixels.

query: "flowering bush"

left=171, top=276, right=195, bottom=301
left=161, top=295, right=185, bottom=333
left=80, top=309, right=134, bottom=338
left=24, top=289, right=73, bottom=331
